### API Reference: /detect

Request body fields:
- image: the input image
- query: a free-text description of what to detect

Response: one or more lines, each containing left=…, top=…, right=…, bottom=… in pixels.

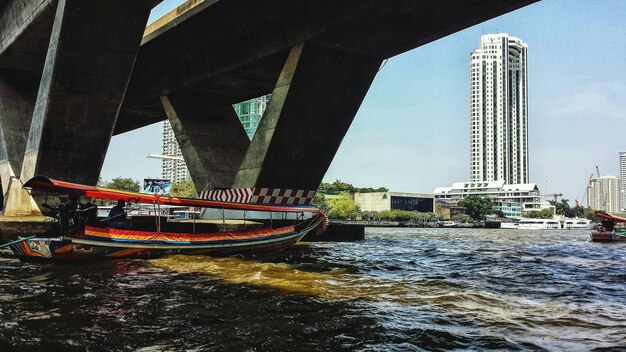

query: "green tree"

left=317, top=181, right=388, bottom=195
left=105, top=177, right=140, bottom=192
left=332, top=180, right=355, bottom=194
left=540, top=208, right=554, bottom=219
left=549, top=199, right=571, bottom=216
left=458, top=196, right=493, bottom=220
left=452, top=214, right=474, bottom=223
left=311, top=193, right=329, bottom=211
left=568, top=205, right=585, bottom=218
left=328, top=192, right=359, bottom=220
left=525, top=209, right=554, bottom=219
left=170, top=178, right=197, bottom=198
left=379, top=210, right=396, bottom=221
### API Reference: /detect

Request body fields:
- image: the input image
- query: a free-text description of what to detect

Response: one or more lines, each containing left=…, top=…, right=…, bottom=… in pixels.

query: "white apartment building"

left=161, top=120, right=189, bottom=184
left=434, top=180, right=543, bottom=219
left=469, top=33, right=529, bottom=184
left=619, top=152, right=626, bottom=212
left=589, top=175, right=621, bottom=214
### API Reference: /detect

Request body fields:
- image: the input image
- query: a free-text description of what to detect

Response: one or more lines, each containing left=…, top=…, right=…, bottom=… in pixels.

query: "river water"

left=1, top=228, right=625, bottom=351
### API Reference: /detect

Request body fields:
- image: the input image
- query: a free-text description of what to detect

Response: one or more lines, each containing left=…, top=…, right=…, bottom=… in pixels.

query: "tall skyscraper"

left=619, top=152, right=626, bottom=212
left=469, top=33, right=529, bottom=184
left=589, top=175, right=621, bottom=213
left=161, top=95, right=271, bottom=182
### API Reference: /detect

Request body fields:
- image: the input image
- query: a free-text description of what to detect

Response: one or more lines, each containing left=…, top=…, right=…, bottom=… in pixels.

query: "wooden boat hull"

left=10, top=215, right=325, bottom=262
left=590, top=231, right=626, bottom=242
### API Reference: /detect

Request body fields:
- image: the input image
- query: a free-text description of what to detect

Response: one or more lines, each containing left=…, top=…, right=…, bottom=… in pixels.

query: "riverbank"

left=329, top=220, right=492, bottom=228
left=0, top=215, right=54, bottom=241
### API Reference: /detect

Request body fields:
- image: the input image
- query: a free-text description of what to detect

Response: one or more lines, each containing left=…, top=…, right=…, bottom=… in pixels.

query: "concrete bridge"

left=0, top=0, right=536, bottom=215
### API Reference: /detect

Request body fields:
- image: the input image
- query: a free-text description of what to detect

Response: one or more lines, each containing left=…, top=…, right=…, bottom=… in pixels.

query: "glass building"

left=233, top=95, right=271, bottom=140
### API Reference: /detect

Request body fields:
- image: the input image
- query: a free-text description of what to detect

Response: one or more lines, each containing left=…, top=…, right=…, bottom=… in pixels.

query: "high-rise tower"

left=619, top=152, right=626, bottom=211
left=161, top=120, right=188, bottom=184
left=589, top=175, right=621, bottom=213
left=469, top=33, right=528, bottom=184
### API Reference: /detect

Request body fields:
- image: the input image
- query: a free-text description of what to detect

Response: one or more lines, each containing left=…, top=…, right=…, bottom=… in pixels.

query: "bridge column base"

left=2, top=178, right=41, bottom=216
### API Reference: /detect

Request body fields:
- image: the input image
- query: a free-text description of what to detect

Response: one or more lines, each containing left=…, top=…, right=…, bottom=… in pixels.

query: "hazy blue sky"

left=101, top=0, right=626, bottom=204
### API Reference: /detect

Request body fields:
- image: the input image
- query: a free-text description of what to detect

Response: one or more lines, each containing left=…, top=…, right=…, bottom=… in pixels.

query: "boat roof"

left=595, top=213, right=626, bottom=223
left=23, top=176, right=319, bottom=213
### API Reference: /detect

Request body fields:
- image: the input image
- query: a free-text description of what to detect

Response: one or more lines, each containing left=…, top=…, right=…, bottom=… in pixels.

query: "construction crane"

left=576, top=173, right=594, bottom=207
left=146, top=153, right=184, bottom=161
left=596, top=165, right=601, bottom=178
left=545, top=193, right=563, bottom=202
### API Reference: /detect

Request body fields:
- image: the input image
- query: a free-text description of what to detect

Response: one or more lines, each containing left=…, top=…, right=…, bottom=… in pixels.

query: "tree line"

left=317, top=179, right=388, bottom=195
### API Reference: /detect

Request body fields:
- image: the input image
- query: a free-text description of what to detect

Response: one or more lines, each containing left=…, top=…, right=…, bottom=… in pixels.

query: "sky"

left=101, top=0, right=626, bottom=204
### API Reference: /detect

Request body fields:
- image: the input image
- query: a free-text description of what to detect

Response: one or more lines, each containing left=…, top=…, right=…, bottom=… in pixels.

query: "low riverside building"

left=354, top=192, right=434, bottom=212
left=433, top=180, right=543, bottom=219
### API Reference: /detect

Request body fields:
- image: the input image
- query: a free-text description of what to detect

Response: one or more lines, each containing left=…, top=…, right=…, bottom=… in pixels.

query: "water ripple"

left=0, top=228, right=625, bottom=351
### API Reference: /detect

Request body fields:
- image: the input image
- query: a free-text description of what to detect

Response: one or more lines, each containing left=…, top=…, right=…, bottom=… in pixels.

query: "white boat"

left=563, top=218, right=594, bottom=230
left=435, top=220, right=458, bottom=228
left=517, top=218, right=561, bottom=230
left=500, top=222, right=519, bottom=229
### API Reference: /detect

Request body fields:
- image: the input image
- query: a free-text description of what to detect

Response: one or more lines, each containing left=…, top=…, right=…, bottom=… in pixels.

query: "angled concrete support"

left=0, top=77, right=34, bottom=196
left=0, top=76, right=38, bottom=215
left=161, top=95, right=250, bottom=191
left=233, top=43, right=381, bottom=190
left=20, top=0, right=152, bottom=188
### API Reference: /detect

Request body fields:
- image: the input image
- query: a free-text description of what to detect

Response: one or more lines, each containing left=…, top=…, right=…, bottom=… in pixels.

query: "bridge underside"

left=0, top=0, right=537, bottom=213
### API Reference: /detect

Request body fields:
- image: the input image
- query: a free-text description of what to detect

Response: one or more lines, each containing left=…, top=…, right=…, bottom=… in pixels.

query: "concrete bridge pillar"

left=19, top=0, right=153, bottom=188
left=160, top=95, right=250, bottom=191
left=0, top=76, right=34, bottom=196
left=0, top=76, right=39, bottom=215
left=233, top=43, right=381, bottom=191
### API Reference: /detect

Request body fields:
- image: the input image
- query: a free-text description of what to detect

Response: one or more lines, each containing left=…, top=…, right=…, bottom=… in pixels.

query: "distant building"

left=433, top=180, right=543, bottom=219
left=354, top=192, right=434, bottom=213
left=469, top=33, right=529, bottom=184
left=589, top=175, right=621, bottom=213
left=161, top=95, right=271, bottom=181
left=492, top=201, right=524, bottom=219
left=619, top=152, right=626, bottom=211
left=233, top=95, right=271, bottom=140
left=161, top=120, right=188, bottom=184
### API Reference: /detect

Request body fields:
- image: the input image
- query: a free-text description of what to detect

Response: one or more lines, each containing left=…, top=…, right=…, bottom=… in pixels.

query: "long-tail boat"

left=6, top=176, right=327, bottom=262
left=590, top=213, right=626, bottom=242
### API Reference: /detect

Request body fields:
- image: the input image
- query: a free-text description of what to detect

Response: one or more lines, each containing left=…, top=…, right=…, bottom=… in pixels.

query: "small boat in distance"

left=517, top=218, right=560, bottom=230
left=6, top=176, right=327, bottom=262
left=563, top=218, right=594, bottom=230
left=590, top=213, right=626, bottom=242
left=435, top=220, right=457, bottom=228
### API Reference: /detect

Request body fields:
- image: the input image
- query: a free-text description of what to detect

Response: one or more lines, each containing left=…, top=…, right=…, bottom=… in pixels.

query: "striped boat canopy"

left=198, top=188, right=316, bottom=205
left=23, top=176, right=319, bottom=213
